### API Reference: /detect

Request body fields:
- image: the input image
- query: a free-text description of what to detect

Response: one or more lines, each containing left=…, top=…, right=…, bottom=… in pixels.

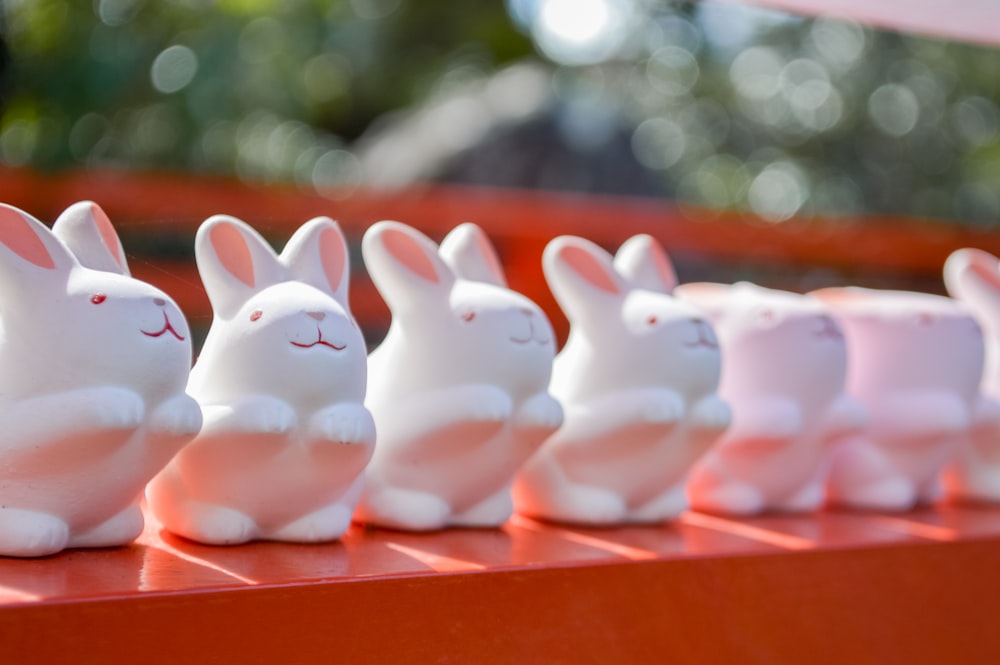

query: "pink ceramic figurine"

left=356, top=221, right=563, bottom=531
left=942, top=249, right=1000, bottom=503
left=677, top=282, right=866, bottom=515
left=0, top=202, right=201, bottom=557
left=814, top=287, right=986, bottom=511
left=513, top=235, right=730, bottom=525
left=147, top=216, right=374, bottom=544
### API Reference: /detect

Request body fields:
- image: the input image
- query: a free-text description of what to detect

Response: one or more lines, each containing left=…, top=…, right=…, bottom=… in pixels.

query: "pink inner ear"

left=562, top=245, right=620, bottom=295
left=383, top=228, right=439, bottom=283
left=475, top=229, right=505, bottom=283
left=648, top=241, right=677, bottom=290
left=319, top=227, right=346, bottom=293
left=89, top=203, right=124, bottom=269
left=210, top=224, right=255, bottom=287
left=969, top=251, right=1000, bottom=294
left=0, top=207, right=55, bottom=269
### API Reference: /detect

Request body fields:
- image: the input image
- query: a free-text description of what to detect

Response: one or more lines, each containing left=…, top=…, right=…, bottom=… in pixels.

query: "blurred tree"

left=2, top=0, right=1000, bottom=226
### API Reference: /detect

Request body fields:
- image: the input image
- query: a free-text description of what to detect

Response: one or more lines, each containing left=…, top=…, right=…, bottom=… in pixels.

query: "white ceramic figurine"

left=513, top=235, right=730, bottom=525
left=147, top=216, right=374, bottom=544
left=677, top=282, right=866, bottom=515
left=0, top=202, right=201, bottom=557
left=941, top=249, right=1000, bottom=503
left=356, top=221, right=563, bottom=531
left=814, top=287, right=987, bottom=511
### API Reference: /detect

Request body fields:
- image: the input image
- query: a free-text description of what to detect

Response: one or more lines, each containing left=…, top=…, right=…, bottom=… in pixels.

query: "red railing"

left=3, top=166, right=998, bottom=343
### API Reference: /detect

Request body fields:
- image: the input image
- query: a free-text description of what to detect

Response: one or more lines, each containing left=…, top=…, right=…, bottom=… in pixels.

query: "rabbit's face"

left=208, top=281, right=366, bottom=407
left=364, top=221, right=558, bottom=400
left=680, top=284, right=848, bottom=399
left=0, top=202, right=193, bottom=400
left=615, top=289, right=721, bottom=392
left=55, top=270, right=192, bottom=398
left=437, top=281, right=556, bottom=396
left=545, top=234, right=726, bottom=399
left=823, top=290, right=983, bottom=398
left=190, top=215, right=365, bottom=409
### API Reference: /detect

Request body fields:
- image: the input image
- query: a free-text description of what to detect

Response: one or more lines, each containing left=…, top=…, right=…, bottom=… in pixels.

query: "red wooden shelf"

left=3, top=170, right=999, bottom=662
left=3, top=505, right=1000, bottom=663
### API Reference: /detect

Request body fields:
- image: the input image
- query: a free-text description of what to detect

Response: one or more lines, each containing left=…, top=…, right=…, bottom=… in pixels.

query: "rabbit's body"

left=679, top=283, right=865, bottom=515
left=815, top=287, right=985, bottom=511
left=357, top=222, right=562, bottom=531
left=0, top=202, right=201, bottom=557
left=147, top=217, right=374, bottom=544
left=513, top=235, right=730, bottom=526
left=939, top=249, right=1000, bottom=502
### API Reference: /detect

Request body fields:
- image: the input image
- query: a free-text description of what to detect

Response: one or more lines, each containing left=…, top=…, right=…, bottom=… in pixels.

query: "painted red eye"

left=917, top=312, right=934, bottom=326
left=460, top=310, right=476, bottom=323
left=647, top=315, right=657, bottom=325
left=91, top=293, right=107, bottom=304
left=250, top=309, right=263, bottom=322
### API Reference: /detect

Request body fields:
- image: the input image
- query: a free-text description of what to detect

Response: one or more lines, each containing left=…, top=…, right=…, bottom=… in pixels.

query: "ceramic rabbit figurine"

left=147, top=216, right=374, bottom=544
left=941, top=249, right=1000, bottom=502
left=0, top=201, right=201, bottom=557
left=814, top=287, right=986, bottom=511
left=356, top=221, right=563, bottom=531
left=513, top=235, right=730, bottom=525
left=677, top=282, right=866, bottom=515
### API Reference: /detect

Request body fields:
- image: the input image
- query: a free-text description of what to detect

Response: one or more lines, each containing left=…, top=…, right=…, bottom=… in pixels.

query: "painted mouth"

left=685, top=321, right=718, bottom=350
left=291, top=327, right=346, bottom=351
left=510, top=319, right=551, bottom=346
left=684, top=337, right=719, bottom=350
left=814, top=324, right=843, bottom=340
left=142, top=311, right=185, bottom=341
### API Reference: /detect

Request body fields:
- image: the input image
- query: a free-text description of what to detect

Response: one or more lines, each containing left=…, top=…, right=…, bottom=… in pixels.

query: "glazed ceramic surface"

left=678, top=282, right=865, bottom=516
left=0, top=202, right=201, bottom=557
left=941, top=249, right=1000, bottom=503
left=357, top=221, right=562, bottom=531
left=513, top=235, right=730, bottom=525
left=814, top=287, right=984, bottom=511
left=148, top=216, right=373, bottom=544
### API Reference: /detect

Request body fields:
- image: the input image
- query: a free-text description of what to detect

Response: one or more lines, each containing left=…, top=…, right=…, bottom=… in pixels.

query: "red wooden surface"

left=2, top=505, right=1000, bottom=663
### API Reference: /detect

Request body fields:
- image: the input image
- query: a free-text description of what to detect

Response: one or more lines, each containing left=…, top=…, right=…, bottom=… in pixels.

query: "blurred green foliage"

left=3, top=0, right=1000, bottom=225
left=1, top=0, right=532, bottom=175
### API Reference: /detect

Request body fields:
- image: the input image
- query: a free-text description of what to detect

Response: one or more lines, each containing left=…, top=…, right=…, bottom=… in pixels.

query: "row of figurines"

left=0, top=200, right=997, bottom=558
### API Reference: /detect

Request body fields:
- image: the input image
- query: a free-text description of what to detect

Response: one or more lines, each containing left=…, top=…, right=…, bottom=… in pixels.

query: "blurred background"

left=7, top=0, right=1000, bottom=221
left=2, top=0, right=1000, bottom=341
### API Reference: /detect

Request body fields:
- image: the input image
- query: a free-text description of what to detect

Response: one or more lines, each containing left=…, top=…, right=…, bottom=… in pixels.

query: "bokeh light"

left=2, top=0, right=1000, bottom=226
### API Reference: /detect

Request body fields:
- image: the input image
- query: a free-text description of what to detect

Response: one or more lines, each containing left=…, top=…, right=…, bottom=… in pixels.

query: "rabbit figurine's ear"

left=614, top=234, right=677, bottom=295
left=196, top=215, right=284, bottom=319
left=439, top=223, right=507, bottom=288
left=362, top=221, right=455, bottom=311
left=543, top=236, right=624, bottom=321
left=944, top=248, right=1000, bottom=306
left=674, top=282, right=733, bottom=320
left=282, top=217, right=351, bottom=308
left=51, top=201, right=130, bottom=276
left=0, top=204, right=75, bottom=290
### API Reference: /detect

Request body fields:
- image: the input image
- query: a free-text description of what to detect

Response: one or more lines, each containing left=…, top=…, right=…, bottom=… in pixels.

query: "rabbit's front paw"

left=641, top=391, right=685, bottom=425
left=248, top=397, right=297, bottom=434
left=467, top=385, right=514, bottom=423
left=311, top=403, right=376, bottom=445
left=91, top=387, right=145, bottom=430
left=691, top=395, right=731, bottom=431
left=515, top=393, right=564, bottom=431
left=150, top=393, right=203, bottom=437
